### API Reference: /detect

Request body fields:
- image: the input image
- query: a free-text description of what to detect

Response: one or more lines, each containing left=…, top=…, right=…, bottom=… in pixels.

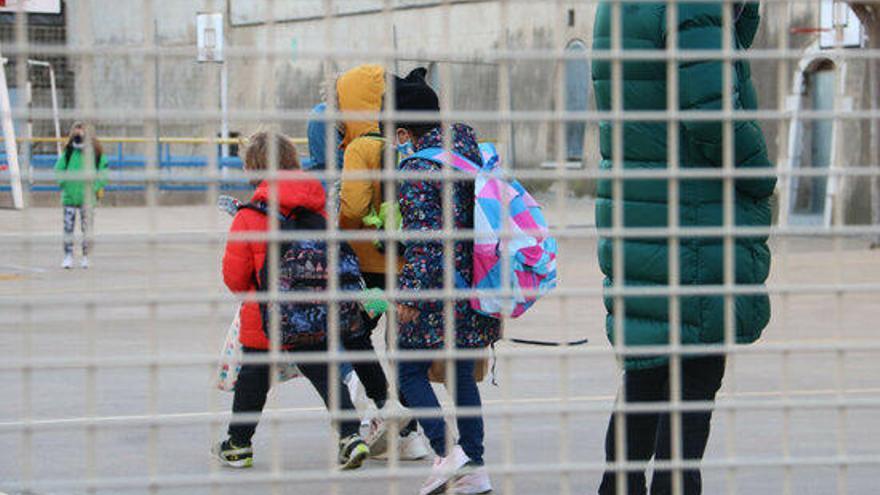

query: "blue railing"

left=1, top=142, right=252, bottom=193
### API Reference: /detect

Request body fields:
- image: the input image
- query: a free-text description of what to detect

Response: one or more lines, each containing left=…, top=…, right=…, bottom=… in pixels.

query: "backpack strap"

left=401, top=147, right=484, bottom=174
left=239, top=202, right=288, bottom=222
left=240, top=202, right=329, bottom=230
left=63, top=147, right=73, bottom=170
left=478, top=143, right=500, bottom=171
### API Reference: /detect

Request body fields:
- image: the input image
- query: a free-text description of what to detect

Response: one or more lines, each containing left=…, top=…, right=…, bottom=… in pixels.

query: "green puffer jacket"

left=591, top=2, right=776, bottom=370
left=54, top=148, right=109, bottom=206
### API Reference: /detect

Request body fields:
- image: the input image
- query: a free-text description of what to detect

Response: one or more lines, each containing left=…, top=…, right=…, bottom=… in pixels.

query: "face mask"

left=397, top=140, right=415, bottom=160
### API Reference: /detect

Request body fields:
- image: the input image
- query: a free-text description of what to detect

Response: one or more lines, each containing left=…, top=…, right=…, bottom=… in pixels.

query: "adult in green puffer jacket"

left=591, top=3, right=775, bottom=494
left=54, top=122, right=108, bottom=269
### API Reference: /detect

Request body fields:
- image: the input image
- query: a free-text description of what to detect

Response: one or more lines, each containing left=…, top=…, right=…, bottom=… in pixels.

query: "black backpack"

left=241, top=203, right=365, bottom=349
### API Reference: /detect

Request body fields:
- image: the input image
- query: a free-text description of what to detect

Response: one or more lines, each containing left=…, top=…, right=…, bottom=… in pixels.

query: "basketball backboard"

left=820, top=0, right=864, bottom=48
left=196, top=13, right=224, bottom=63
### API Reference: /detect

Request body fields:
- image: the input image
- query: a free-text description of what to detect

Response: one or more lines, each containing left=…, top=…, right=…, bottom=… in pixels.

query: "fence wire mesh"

left=2, top=0, right=880, bottom=494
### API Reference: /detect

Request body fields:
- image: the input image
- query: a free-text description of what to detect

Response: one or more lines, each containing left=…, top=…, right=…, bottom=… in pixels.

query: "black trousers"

left=598, top=355, right=726, bottom=495
left=229, top=346, right=360, bottom=445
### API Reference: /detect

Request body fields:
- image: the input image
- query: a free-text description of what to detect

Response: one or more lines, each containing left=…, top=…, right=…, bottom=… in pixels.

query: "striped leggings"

left=63, top=206, right=92, bottom=255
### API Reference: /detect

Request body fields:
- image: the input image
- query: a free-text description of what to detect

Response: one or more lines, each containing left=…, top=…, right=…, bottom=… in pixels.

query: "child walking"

left=54, top=122, right=108, bottom=269
left=332, top=64, right=428, bottom=460
left=393, top=72, right=500, bottom=495
left=213, top=131, right=370, bottom=470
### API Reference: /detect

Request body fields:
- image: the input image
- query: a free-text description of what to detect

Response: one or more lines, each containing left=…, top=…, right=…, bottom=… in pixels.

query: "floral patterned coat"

left=397, top=124, right=502, bottom=350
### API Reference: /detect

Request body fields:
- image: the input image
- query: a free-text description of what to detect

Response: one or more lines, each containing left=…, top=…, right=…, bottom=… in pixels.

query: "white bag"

left=216, top=305, right=301, bottom=392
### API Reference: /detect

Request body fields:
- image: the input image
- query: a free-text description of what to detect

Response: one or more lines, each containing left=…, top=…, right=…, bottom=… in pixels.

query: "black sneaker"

left=211, top=439, right=254, bottom=468
left=338, top=434, right=370, bottom=470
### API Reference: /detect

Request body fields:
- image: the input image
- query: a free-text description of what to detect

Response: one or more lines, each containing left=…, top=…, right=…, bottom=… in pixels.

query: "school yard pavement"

left=1, top=201, right=879, bottom=495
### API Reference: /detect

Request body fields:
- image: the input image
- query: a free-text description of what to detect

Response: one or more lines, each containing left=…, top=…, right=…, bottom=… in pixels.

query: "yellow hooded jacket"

left=337, top=64, right=399, bottom=275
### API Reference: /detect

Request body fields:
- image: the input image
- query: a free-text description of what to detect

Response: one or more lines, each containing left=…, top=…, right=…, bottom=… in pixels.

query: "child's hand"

left=217, top=195, right=242, bottom=217
left=397, top=304, right=420, bottom=324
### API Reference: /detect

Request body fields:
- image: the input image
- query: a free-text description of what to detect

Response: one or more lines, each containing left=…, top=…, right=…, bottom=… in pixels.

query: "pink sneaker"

left=419, top=445, right=470, bottom=495
left=452, top=465, right=492, bottom=494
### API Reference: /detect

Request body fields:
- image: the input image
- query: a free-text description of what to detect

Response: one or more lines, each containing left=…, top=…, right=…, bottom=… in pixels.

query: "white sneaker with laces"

left=373, top=429, right=430, bottom=461
left=61, top=254, right=73, bottom=269
left=419, top=445, right=470, bottom=495
left=452, top=464, right=492, bottom=494
left=80, top=256, right=89, bottom=269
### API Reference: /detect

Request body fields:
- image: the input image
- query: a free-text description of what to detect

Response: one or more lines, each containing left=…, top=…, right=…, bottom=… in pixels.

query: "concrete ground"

left=1, top=200, right=879, bottom=495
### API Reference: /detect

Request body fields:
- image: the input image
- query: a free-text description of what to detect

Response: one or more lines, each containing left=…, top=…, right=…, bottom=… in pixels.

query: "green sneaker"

left=338, top=434, right=370, bottom=470
left=211, top=439, right=254, bottom=468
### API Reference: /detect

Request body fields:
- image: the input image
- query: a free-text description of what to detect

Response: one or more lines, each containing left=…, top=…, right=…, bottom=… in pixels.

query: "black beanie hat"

left=394, top=68, right=439, bottom=114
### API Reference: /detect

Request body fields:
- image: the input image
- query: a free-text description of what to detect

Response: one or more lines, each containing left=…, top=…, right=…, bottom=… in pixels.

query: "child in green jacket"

left=54, top=122, right=108, bottom=269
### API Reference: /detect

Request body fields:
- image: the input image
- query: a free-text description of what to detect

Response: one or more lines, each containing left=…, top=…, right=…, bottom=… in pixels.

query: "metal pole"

left=26, top=80, right=33, bottom=186
left=48, top=65, right=61, bottom=155
left=0, top=51, right=24, bottom=209
left=220, top=61, right=229, bottom=158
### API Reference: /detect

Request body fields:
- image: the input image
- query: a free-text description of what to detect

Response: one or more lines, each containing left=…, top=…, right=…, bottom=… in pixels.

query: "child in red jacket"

left=212, top=132, right=369, bottom=469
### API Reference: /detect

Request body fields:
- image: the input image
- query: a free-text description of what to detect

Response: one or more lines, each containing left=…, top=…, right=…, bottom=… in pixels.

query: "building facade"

left=6, top=0, right=875, bottom=222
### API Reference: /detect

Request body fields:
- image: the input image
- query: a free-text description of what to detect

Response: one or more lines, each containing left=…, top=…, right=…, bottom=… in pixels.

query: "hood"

left=336, top=64, right=386, bottom=146
left=307, top=102, right=329, bottom=167
left=250, top=174, right=326, bottom=216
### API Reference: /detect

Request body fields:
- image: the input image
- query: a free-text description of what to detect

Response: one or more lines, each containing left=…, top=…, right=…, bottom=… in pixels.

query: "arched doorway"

left=787, top=58, right=838, bottom=225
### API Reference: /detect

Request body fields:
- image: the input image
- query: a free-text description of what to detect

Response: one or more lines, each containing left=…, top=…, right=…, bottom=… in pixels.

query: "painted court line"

left=2, top=387, right=878, bottom=429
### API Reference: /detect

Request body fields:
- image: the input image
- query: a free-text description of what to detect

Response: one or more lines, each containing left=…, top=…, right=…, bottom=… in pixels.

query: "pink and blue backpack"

left=402, top=144, right=557, bottom=319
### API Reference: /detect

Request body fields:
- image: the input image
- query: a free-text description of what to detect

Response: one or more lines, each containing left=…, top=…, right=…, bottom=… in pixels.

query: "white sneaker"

left=452, top=465, right=492, bottom=494
left=61, top=254, right=73, bottom=269
left=80, top=256, right=89, bottom=269
left=373, top=429, right=430, bottom=461
left=419, top=445, right=470, bottom=495
left=365, top=416, right=389, bottom=455
left=366, top=401, right=413, bottom=456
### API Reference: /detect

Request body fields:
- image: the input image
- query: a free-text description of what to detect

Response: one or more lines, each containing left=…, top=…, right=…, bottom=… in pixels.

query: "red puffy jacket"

left=223, top=176, right=327, bottom=350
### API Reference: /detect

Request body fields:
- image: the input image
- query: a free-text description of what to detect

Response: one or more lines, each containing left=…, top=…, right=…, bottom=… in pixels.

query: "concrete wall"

left=65, top=0, right=875, bottom=222
left=69, top=0, right=599, bottom=170
left=67, top=0, right=226, bottom=155
left=224, top=1, right=600, bottom=172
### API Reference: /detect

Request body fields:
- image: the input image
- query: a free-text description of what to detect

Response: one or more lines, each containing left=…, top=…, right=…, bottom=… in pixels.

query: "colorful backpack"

left=240, top=203, right=366, bottom=348
left=401, top=144, right=557, bottom=318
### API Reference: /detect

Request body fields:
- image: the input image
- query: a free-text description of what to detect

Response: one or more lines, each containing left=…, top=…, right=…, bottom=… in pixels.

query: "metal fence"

left=2, top=0, right=880, bottom=494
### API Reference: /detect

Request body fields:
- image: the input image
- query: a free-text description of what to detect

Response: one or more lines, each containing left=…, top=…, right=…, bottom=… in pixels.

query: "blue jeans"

left=398, top=359, right=484, bottom=464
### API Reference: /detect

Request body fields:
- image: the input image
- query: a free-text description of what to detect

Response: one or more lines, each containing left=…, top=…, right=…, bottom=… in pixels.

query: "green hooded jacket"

left=591, top=2, right=776, bottom=369
left=54, top=148, right=109, bottom=206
